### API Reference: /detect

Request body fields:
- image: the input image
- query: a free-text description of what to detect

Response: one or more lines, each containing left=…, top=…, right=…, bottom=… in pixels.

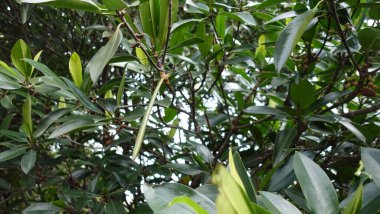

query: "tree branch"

left=341, top=103, right=380, bottom=118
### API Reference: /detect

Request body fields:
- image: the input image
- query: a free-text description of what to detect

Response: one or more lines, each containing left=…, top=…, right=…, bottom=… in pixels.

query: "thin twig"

left=161, top=0, right=173, bottom=63
left=328, top=0, right=361, bottom=72
left=117, top=12, right=162, bottom=72
left=342, top=103, right=380, bottom=118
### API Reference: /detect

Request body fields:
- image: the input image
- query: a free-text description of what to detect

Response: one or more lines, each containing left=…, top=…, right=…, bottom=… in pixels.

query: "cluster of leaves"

left=0, top=0, right=379, bottom=213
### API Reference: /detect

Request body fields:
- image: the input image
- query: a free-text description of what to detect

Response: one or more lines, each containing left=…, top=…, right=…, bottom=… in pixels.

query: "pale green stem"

left=132, top=77, right=165, bottom=160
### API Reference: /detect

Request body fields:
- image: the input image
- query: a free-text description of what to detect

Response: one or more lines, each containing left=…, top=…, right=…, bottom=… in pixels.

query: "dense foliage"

left=0, top=0, right=380, bottom=213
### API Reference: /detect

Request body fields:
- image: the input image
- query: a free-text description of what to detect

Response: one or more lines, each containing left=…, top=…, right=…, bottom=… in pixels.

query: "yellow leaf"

left=136, top=47, right=149, bottom=65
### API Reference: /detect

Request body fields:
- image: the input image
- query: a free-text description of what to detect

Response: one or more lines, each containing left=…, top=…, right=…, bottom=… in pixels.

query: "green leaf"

left=11, top=39, right=32, bottom=79
left=0, top=146, right=27, bottom=162
left=259, top=191, right=302, bottom=214
left=274, top=4, right=320, bottom=72
left=169, top=37, right=205, bottom=50
left=34, top=108, right=72, bottom=138
left=163, top=107, right=177, bottom=123
left=358, top=28, right=380, bottom=51
left=0, top=73, right=21, bottom=89
left=103, top=0, right=127, bottom=10
left=171, top=19, right=202, bottom=35
left=86, top=23, right=123, bottom=83
left=133, top=77, right=165, bottom=160
left=289, top=79, right=315, bottom=109
left=117, top=71, right=126, bottom=106
left=307, top=90, right=352, bottom=113
left=106, top=201, right=125, bottom=214
left=21, top=150, right=37, bottom=174
left=228, top=149, right=257, bottom=202
left=361, top=147, right=380, bottom=187
left=21, top=0, right=101, bottom=13
left=23, top=59, right=65, bottom=86
left=340, top=181, right=380, bottom=214
left=31, top=50, right=43, bottom=75
left=136, top=47, right=148, bottom=65
left=139, top=1, right=154, bottom=40
left=22, top=95, right=33, bottom=138
left=63, top=78, right=101, bottom=113
left=212, top=166, right=256, bottom=214
left=0, top=60, right=24, bottom=80
left=143, top=183, right=216, bottom=214
left=22, top=203, right=60, bottom=214
left=48, top=119, right=96, bottom=139
left=169, top=196, right=208, bottom=214
left=293, top=152, right=339, bottom=214
left=342, top=183, right=363, bottom=214
left=273, top=127, right=297, bottom=165
left=163, top=163, right=206, bottom=176
left=157, top=0, right=178, bottom=50
left=335, top=116, right=366, bottom=143
left=266, top=11, right=299, bottom=24
left=219, top=12, right=257, bottom=26
left=69, top=52, right=83, bottom=87
left=269, top=151, right=315, bottom=192
left=185, top=0, right=209, bottom=15
left=255, top=0, right=283, bottom=10
left=196, top=185, right=218, bottom=202
left=244, top=106, right=286, bottom=116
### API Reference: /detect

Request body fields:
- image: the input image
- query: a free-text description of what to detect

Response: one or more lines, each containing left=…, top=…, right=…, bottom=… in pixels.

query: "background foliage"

left=0, top=0, right=380, bottom=213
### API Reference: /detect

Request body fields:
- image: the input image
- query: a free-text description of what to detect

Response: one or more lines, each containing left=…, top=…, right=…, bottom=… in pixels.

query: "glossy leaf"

left=342, top=183, right=363, bottom=214
left=293, top=152, right=339, bottom=214
left=0, top=60, right=24, bottom=80
left=259, top=191, right=302, bottom=214
left=69, top=52, right=83, bottom=87
left=361, top=147, right=380, bottom=186
left=11, top=39, right=32, bottom=78
left=212, top=166, right=257, bottom=214
left=23, top=203, right=60, bottom=214
left=0, top=146, right=27, bottom=162
left=143, top=183, right=216, bottom=214
left=273, top=127, right=297, bottom=165
left=139, top=1, right=154, bottom=39
left=307, top=90, right=352, bottom=113
left=48, top=119, right=95, bottom=139
left=63, top=78, right=101, bottom=113
left=105, top=201, right=125, bottom=214
left=290, top=79, right=315, bottom=109
left=116, top=70, right=126, bottom=106
left=21, top=150, right=37, bottom=174
left=340, top=181, right=380, bottom=214
left=22, top=95, right=33, bottom=137
left=21, top=0, right=101, bottom=13
left=0, top=73, right=21, bottom=89
left=196, top=185, right=218, bottom=202
left=358, top=28, right=380, bottom=51
left=269, top=151, right=315, bottom=192
left=103, top=0, right=127, bottom=10
left=169, top=196, right=208, bottom=214
left=274, top=4, right=320, bottom=72
left=136, top=47, right=148, bottom=65
left=23, top=59, right=65, bottom=86
left=244, top=106, right=286, bottom=116
left=335, top=116, right=366, bottom=143
left=228, top=149, right=257, bottom=202
left=219, top=12, right=257, bottom=26
left=87, top=23, right=123, bottom=83
left=34, top=108, right=72, bottom=138
left=171, top=19, right=202, bottom=34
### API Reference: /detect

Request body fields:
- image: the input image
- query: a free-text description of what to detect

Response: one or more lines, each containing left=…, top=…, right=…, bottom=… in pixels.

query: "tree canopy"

left=0, top=0, right=380, bottom=213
